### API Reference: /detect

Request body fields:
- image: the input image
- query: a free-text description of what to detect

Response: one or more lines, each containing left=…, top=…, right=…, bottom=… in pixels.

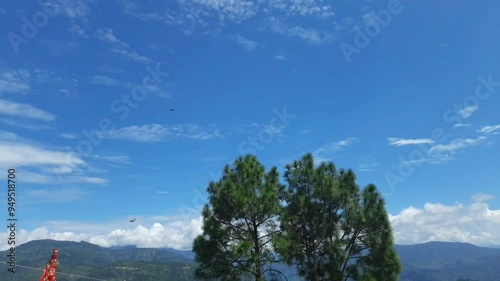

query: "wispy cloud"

left=477, top=125, right=500, bottom=135
left=0, top=99, right=56, bottom=121
left=264, top=17, right=336, bottom=45
left=94, top=27, right=151, bottom=63
left=358, top=155, right=379, bottom=172
left=313, top=137, right=359, bottom=163
left=0, top=118, right=54, bottom=131
left=38, top=39, right=78, bottom=56
left=471, top=193, right=495, bottom=203
left=95, top=27, right=129, bottom=49
left=428, top=136, right=487, bottom=154
left=110, top=48, right=151, bottom=63
left=124, top=0, right=337, bottom=45
left=0, top=67, right=79, bottom=97
left=90, top=75, right=121, bottom=87
left=387, top=138, right=435, bottom=146
left=458, top=105, right=479, bottom=119
left=59, top=133, right=79, bottom=139
left=0, top=68, right=30, bottom=95
left=0, top=137, right=84, bottom=171
left=273, top=55, right=287, bottom=60
left=236, top=122, right=287, bottom=142
left=87, top=154, right=131, bottom=164
left=102, top=124, right=223, bottom=142
left=453, top=123, right=471, bottom=129
left=267, top=0, right=335, bottom=18
left=232, top=34, right=260, bottom=51
left=0, top=131, right=107, bottom=185
left=389, top=136, right=490, bottom=166
left=43, top=0, right=95, bottom=38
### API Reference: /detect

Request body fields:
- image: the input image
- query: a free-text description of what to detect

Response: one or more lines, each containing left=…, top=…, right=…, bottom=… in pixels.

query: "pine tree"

left=274, top=153, right=401, bottom=281
left=193, top=155, right=284, bottom=281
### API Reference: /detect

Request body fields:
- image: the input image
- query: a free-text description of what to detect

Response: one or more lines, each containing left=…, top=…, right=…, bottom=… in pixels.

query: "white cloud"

left=0, top=215, right=203, bottom=251
left=267, top=0, right=335, bottom=18
left=471, top=193, right=495, bottom=203
left=102, top=124, right=223, bottom=142
left=110, top=48, right=151, bottom=63
left=428, top=136, right=486, bottom=154
left=389, top=136, right=492, bottom=165
left=4, top=194, right=500, bottom=251
left=93, top=26, right=151, bottom=63
left=262, top=123, right=286, bottom=141
left=478, top=125, right=500, bottom=134
left=313, top=137, right=358, bottom=163
left=42, top=0, right=94, bottom=38
left=0, top=99, right=56, bottom=121
left=453, top=123, right=471, bottom=129
left=333, top=17, right=355, bottom=31
left=0, top=131, right=107, bottom=185
left=361, top=11, right=379, bottom=26
left=0, top=67, right=79, bottom=97
left=458, top=105, right=479, bottom=119
left=178, top=0, right=260, bottom=24
left=390, top=195, right=500, bottom=247
left=273, top=55, right=287, bottom=60
left=124, top=0, right=337, bottom=45
left=387, top=138, right=435, bottom=146
left=0, top=118, right=54, bottom=131
left=237, top=121, right=287, bottom=142
left=358, top=155, right=379, bottom=172
left=265, top=16, right=335, bottom=45
left=38, top=39, right=78, bottom=56
left=87, top=154, right=131, bottom=164
left=90, top=75, right=121, bottom=86
left=32, top=69, right=79, bottom=86
left=0, top=141, right=84, bottom=169
left=0, top=130, right=19, bottom=140
left=95, top=27, right=129, bottom=49
left=59, top=133, right=79, bottom=139
left=0, top=68, right=30, bottom=94
left=233, top=34, right=260, bottom=51
left=51, top=0, right=93, bottom=19
left=69, top=23, right=88, bottom=38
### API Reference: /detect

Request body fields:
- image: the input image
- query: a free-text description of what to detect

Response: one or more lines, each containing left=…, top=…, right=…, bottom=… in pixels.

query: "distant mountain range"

left=1, top=240, right=500, bottom=281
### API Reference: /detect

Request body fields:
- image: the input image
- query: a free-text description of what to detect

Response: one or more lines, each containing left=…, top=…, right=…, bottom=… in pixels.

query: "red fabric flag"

left=40, top=249, right=59, bottom=281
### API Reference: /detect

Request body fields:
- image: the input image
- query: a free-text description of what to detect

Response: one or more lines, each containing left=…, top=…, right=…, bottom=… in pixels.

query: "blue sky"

left=1, top=0, right=500, bottom=250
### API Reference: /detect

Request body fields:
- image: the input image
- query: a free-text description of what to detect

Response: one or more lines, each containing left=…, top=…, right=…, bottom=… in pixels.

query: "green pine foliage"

left=193, top=155, right=285, bottom=281
left=193, top=153, right=402, bottom=281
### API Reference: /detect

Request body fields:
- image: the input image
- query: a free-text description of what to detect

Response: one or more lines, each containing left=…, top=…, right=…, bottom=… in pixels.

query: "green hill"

left=0, top=239, right=198, bottom=281
left=2, top=240, right=500, bottom=280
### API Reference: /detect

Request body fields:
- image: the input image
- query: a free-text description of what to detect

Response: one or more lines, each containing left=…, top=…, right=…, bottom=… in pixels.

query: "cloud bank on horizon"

left=0, top=0, right=499, bottom=250
left=0, top=193, right=499, bottom=251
